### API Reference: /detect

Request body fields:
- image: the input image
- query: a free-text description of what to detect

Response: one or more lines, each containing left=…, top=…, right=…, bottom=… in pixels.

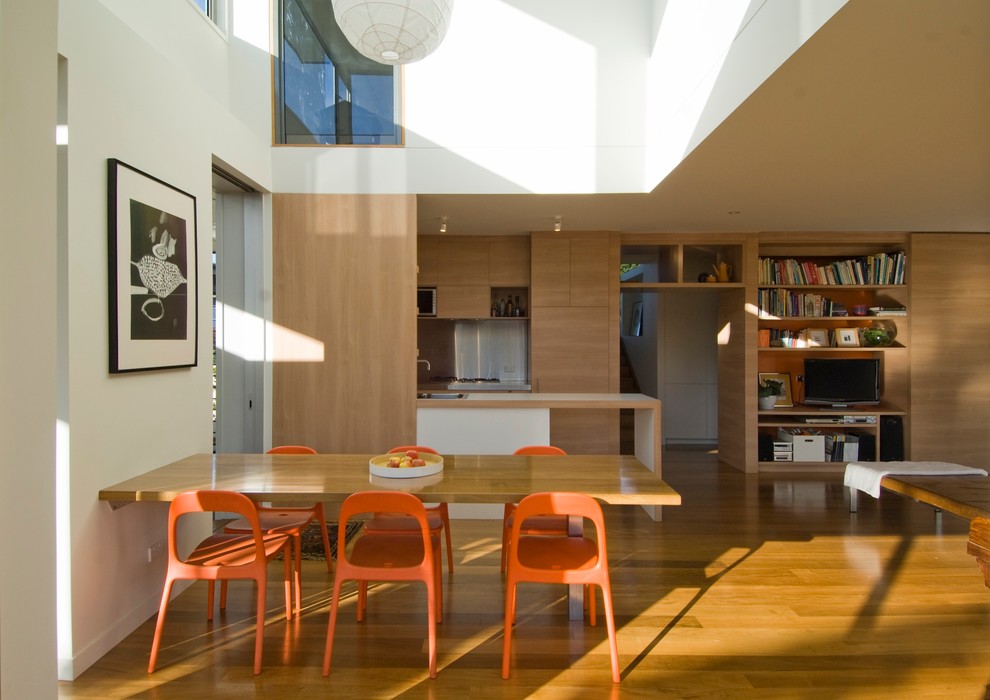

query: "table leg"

left=568, top=515, right=582, bottom=620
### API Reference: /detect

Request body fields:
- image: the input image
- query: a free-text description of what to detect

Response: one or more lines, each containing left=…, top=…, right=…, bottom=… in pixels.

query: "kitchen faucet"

left=417, top=359, right=431, bottom=371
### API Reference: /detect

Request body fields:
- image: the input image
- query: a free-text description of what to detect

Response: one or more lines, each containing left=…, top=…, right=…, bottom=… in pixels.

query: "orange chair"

left=323, top=491, right=441, bottom=678
left=501, top=492, right=620, bottom=683
left=364, top=445, right=454, bottom=573
left=500, top=446, right=570, bottom=573
left=223, top=445, right=332, bottom=614
left=149, top=490, right=292, bottom=675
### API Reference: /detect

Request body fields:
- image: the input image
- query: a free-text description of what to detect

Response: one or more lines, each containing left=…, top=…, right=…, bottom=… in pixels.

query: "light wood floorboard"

left=61, top=448, right=990, bottom=699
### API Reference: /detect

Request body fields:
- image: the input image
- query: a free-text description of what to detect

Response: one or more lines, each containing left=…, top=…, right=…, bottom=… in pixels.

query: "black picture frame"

left=107, top=159, right=198, bottom=373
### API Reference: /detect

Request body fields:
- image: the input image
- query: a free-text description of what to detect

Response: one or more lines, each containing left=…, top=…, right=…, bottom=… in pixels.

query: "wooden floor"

left=61, top=449, right=990, bottom=699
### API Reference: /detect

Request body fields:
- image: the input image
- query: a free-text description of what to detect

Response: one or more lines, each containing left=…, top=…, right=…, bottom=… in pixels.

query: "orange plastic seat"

left=148, top=490, right=292, bottom=675
left=323, top=491, right=442, bottom=678
left=223, top=445, right=331, bottom=614
left=364, top=446, right=454, bottom=573
left=500, top=446, right=570, bottom=572
left=501, top=492, right=620, bottom=683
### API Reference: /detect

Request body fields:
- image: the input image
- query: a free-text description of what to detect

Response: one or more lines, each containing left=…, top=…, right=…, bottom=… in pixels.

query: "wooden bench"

left=849, top=473, right=990, bottom=588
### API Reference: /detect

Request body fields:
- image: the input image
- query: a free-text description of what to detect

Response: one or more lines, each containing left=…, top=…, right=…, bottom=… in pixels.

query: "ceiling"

left=416, top=0, right=990, bottom=236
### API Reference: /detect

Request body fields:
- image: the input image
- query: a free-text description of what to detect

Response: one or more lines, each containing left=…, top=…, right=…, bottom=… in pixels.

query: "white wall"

left=273, top=0, right=845, bottom=197
left=52, top=0, right=274, bottom=679
left=1, top=1, right=59, bottom=695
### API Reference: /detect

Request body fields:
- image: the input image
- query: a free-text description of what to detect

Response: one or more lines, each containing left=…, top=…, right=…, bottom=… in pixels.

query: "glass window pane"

left=276, top=0, right=400, bottom=145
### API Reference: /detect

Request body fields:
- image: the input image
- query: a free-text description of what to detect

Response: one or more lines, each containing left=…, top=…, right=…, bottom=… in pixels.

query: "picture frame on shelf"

left=835, top=328, right=860, bottom=347
left=107, top=158, right=198, bottom=373
left=806, top=328, right=829, bottom=348
left=759, top=372, right=793, bottom=407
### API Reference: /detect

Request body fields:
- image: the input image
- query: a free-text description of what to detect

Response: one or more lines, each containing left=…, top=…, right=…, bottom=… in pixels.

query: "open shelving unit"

left=748, top=233, right=911, bottom=473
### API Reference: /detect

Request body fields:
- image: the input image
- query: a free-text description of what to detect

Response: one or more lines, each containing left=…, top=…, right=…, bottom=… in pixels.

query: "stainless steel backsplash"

left=453, top=319, right=528, bottom=381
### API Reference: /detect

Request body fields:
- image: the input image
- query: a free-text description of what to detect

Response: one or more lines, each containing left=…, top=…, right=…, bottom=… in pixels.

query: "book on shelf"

left=758, top=251, right=906, bottom=286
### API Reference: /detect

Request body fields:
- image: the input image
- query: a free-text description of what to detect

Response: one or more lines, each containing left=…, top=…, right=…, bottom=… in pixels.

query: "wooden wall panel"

left=910, top=233, right=990, bottom=469
left=272, top=194, right=417, bottom=453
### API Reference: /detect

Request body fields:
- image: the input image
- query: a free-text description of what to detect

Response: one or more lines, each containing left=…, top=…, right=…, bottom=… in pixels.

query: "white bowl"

left=369, top=452, right=443, bottom=479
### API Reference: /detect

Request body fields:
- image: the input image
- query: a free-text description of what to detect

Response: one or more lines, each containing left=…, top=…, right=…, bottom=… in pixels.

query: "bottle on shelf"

left=506, top=297, right=514, bottom=317
left=514, top=295, right=522, bottom=316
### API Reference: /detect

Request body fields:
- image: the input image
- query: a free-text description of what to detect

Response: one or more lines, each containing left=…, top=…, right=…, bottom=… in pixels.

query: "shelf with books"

left=758, top=250, right=906, bottom=286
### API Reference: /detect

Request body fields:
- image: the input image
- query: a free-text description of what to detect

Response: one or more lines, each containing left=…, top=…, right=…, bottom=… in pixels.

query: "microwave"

left=417, top=287, right=437, bottom=317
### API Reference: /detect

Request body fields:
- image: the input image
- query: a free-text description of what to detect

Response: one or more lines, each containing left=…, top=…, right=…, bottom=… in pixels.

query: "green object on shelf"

left=862, top=320, right=897, bottom=347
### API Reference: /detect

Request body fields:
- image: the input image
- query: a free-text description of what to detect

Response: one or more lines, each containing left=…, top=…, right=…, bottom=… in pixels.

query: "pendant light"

left=332, top=0, right=455, bottom=66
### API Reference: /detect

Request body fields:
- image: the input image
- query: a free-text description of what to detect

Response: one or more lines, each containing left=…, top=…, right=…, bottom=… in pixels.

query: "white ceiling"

left=416, top=0, right=990, bottom=236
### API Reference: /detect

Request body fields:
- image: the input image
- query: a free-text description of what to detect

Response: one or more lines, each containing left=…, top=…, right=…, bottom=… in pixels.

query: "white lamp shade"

left=332, top=0, right=454, bottom=66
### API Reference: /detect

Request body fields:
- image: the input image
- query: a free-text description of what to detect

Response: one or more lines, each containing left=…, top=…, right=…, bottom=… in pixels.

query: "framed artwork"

left=835, top=327, right=860, bottom=347
left=806, top=328, right=829, bottom=348
left=759, top=372, right=793, bottom=407
left=108, top=159, right=198, bottom=373
left=630, top=301, right=643, bottom=336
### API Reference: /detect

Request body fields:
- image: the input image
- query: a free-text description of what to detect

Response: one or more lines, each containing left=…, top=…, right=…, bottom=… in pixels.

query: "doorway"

left=211, top=164, right=266, bottom=454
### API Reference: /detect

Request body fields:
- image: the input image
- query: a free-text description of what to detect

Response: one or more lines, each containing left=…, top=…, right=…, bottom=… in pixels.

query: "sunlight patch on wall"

left=644, top=0, right=751, bottom=189
left=232, top=0, right=270, bottom=53
left=268, top=321, right=325, bottom=361
left=404, top=0, right=598, bottom=192
left=717, top=321, right=731, bottom=345
left=217, top=302, right=325, bottom=362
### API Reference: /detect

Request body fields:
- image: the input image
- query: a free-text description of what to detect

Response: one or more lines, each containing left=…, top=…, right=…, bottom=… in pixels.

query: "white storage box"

left=777, top=428, right=825, bottom=462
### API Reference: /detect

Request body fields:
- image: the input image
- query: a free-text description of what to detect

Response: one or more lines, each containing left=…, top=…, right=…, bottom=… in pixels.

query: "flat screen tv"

left=802, top=358, right=880, bottom=407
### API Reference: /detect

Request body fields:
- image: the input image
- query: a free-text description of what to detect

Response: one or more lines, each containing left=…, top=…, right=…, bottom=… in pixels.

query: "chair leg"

left=253, top=575, right=267, bottom=675
left=292, top=534, right=302, bottom=615
left=434, top=543, right=444, bottom=624
left=599, top=581, right=620, bottom=684
left=315, top=503, right=333, bottom=573
left=500, top=504, right=514, bottom=574
left=439, top=504, right=454, bottom=573
left=148, top=579, right=174, bottom=673
left=426, top=572, right=438, bottom=678
left=357, top=581, right=368, bottom=622
left=207, top=581, right=216, bottom=621
left=322, top=576, right=345, bottom=675
left=284, top=541, right=294, bottom=621
left=501, top=581, right=517, bottom=679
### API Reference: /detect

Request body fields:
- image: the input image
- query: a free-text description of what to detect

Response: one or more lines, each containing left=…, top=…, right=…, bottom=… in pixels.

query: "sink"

left=417, top=392, right=466, bottom=399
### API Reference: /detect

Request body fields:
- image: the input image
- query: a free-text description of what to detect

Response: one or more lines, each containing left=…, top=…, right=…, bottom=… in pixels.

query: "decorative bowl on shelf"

left=369, top=451, right=444, bottom=479
left=861, top=320, right=897, bottom=347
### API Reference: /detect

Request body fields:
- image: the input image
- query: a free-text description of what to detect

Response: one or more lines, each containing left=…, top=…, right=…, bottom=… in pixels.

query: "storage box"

left=777, top=428, right=825, bottom=462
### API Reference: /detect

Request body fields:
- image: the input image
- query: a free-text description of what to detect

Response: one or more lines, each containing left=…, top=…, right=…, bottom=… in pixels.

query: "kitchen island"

left=417, top=392, right=663, bottom=519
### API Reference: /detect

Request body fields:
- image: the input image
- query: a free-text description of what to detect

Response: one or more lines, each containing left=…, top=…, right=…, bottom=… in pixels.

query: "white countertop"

left=418, top=392, right=660, bottom=409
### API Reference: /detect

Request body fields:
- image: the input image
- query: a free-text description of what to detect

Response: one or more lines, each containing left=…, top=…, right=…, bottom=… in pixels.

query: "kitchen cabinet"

left=418, top=235, right=530, bottom=319
left=436, top=284, right=490, bottom=318
left=437, top=236, right=490, bottom=286
left=490, top=236, right=530, bottom=286
left=417, top=236, right=438, bottom=286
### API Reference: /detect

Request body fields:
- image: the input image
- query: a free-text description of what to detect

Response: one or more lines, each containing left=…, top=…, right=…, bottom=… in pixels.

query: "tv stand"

left=757, top=404, right=905, bottom=471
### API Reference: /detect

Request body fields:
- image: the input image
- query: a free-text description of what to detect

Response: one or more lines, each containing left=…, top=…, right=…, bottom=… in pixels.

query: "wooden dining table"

left=99, top=452, right=682, bottom=509
left=100, top=452, right=681, bottom=619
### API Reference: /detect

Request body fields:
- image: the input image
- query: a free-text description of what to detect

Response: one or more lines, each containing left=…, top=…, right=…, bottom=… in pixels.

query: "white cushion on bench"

left=844, top=461, right=988, bottom=498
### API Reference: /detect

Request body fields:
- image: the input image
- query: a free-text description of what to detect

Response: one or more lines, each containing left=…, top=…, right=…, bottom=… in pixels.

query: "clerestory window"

left=274, top=0, right=401, bottom=145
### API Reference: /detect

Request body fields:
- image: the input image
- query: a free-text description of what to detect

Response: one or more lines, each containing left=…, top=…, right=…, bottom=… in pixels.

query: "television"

left=802, top=358, right=880, bottom=407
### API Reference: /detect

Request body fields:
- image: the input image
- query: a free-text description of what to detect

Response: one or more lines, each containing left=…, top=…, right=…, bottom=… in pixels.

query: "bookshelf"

left=748, top=233, right=911, bottom=473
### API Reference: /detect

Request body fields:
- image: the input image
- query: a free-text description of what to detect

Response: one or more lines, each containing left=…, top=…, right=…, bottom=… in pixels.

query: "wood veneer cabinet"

left=530, top=232, right=619, bottom=453
left=418, top=235, right=530, bottom=318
